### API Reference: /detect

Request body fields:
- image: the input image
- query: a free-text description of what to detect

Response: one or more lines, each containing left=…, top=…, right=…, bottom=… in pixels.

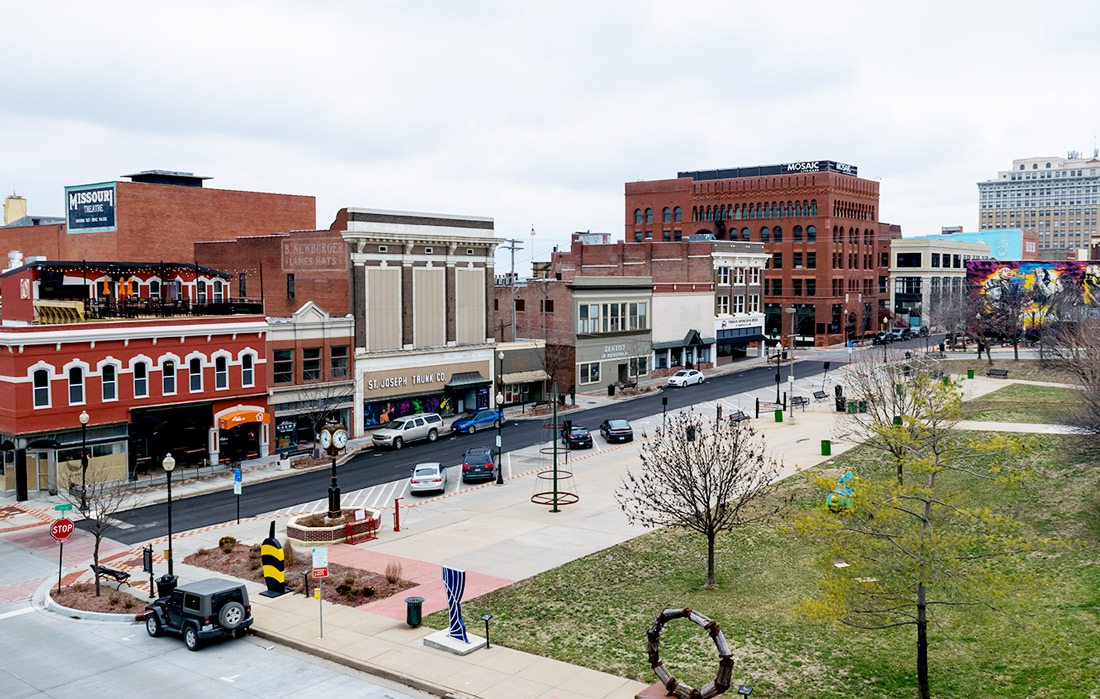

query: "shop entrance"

left=130, top=404, right=212, bottom=474
left=28, top=451, right=52, bottom=493
left=219, top=424, right=260, bottom=463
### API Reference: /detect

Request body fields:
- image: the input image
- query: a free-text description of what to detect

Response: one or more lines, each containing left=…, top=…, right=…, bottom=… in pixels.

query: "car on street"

left=872, top=331, right=891, bottom=345
left=887, top=328, right=907, bottom=342
left=599, top=419, right=634, bottom=443
left=901, top=327, right=918, bottom=340
left=409, top=462, right=448, bottom=494
left=371, top=413, right=444, bottom=449
left=145, top=578, right=252, bottom=651
left=666, top=369, right=705, bottom=387
left=461, top=446, right=497, bottom=483
left=562, top=426, right=593, bottom=449
left=451, top=409, right=502, bottom=434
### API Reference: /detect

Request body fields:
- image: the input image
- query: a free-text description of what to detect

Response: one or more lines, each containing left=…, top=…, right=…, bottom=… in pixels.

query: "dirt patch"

left=296, top=513, right=343, bottom=528
left=52, top=582, right=145, bottom=615
left=185, top=543, right=414, bottom=607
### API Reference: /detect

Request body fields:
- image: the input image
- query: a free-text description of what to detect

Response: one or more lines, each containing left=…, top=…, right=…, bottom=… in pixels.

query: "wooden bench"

left=728, top=410, right=750, bottom=423
left=987, top=368, right=1009, bottom=379
left=618, top=381, right=638, bottom=392
left=812, top=390, right=829, bottom=402
left=791, top=396, right=809, bottom=410
left=90, top=564, right=131, bottom=590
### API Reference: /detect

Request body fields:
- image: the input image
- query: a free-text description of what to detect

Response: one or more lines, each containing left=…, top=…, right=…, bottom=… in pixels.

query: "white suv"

left=371, top=413, right=444, bottom=450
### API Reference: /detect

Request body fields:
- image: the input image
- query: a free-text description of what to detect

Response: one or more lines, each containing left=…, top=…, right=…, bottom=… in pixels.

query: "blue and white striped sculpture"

left=442, top=566, right=469, bottom=643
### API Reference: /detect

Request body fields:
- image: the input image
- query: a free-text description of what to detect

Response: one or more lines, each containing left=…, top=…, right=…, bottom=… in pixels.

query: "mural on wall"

left=362, top=394, right=452, bottom=428
left=967, top=260, right=1100, bottom=324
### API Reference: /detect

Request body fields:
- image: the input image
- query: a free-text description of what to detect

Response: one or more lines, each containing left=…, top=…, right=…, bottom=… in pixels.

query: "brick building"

left=625, top=160, right=898, bottom=346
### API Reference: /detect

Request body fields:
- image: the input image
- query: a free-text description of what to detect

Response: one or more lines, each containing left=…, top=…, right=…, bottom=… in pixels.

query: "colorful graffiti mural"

left=967, top=260, right=1100, bottom=323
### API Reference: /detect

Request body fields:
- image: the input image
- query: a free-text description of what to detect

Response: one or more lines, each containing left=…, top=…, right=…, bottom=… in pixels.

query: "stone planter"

left=285, top=508, right=382, bottom=547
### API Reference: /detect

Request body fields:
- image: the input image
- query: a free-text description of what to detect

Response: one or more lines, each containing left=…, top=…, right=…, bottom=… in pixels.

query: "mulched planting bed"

left=185, top=541, right=414, bottom=607
left=52, top=582, right=145, bottom=614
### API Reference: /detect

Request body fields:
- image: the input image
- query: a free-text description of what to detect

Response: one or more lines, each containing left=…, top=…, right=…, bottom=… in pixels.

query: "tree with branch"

left=795, top=375, right=1044, bottom=699
left=1038, top=312, right=1099, bottom=458
left=63, top=464, right=137, bottom=597
left=616, top=410, right=784, bottom=588
left=974, top=273, right=1032, bottom=362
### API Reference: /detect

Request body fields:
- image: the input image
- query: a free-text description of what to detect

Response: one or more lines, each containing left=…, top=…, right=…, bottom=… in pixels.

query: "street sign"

left=142, top=546, right=153, bottom=574
left=233, top=480, right=242, bottom=496
left=233, top=467, right=242, bottom=482
left=54, top=503, right=72, bottom=512
left=311, top=547, right=329, bottom=578
left=50, top=518, right=75, bottom=543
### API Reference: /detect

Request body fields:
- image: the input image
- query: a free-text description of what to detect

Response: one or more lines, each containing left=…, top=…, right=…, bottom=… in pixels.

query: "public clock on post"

left=332, top=428, right=348, bottom=450
left=318, top=428, right=333, bottom=450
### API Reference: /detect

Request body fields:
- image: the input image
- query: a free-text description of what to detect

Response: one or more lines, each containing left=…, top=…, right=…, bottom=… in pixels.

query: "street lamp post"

left=785, top=306, right=796, bottom=411
left=162, top=453, right=176, bottom=577
left=79, top=410, right=90, bottom=514
left=882, top=319, right=889, bottom=363
left=496, top=351, right=505, bottom=486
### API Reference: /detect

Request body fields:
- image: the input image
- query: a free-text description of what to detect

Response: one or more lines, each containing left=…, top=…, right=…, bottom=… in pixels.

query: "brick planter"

left=286, top=509, right=382, bottom=547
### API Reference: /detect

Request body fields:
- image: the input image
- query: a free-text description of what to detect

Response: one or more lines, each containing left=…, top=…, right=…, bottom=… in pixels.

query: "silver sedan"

left=409, top=462, right=448, bottom=494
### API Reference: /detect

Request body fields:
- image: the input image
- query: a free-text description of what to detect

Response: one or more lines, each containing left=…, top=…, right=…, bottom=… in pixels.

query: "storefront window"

left=629, top=357, right=649, bottom=377
left=579, top=362, right=601, bottom=385
left=363, top=394, right=451, bottom=428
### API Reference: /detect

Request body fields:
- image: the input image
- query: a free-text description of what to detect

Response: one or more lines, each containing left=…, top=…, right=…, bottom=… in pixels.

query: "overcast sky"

left=4, top=1, right=1098, bottom=273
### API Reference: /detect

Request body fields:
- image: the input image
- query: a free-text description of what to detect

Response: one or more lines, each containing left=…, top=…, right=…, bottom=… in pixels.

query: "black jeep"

left=145, top=578, right=253, bottom=651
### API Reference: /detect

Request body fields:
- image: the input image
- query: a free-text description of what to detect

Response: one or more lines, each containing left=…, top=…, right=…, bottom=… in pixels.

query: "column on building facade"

left=353, top=261, right=366, bottom=349
left=445, top=263, right=457, bottom=344
left=484, top=264, right=494, bottom=342
left=401, top=262, right=414, bottom=348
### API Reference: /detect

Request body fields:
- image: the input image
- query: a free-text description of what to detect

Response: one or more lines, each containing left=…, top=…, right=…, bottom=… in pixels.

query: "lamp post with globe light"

left=496, top=350, right=505, bottom=486
left=79, top=410, right=90, bottom=513
left=162, top=453, right=176, bottom=576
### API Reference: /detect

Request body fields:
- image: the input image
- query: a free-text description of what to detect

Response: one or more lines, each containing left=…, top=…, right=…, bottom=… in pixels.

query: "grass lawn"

left=938, top=358, right=1078, bottom=383
left=962, top=383, right=1082, bottom=424
left=428, top=435, right=1100, bottom=698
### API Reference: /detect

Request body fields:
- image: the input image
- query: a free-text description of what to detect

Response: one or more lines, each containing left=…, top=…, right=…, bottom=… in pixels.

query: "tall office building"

left=978, top=152, right=1100, bottom=258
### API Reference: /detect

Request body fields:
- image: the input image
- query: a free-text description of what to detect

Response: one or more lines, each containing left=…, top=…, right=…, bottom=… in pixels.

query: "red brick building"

left=625, top=161, right=898, bottom=346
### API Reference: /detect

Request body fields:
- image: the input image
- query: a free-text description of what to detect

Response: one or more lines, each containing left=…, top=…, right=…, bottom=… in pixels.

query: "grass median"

left=427, top=434, right=1100, bottom=698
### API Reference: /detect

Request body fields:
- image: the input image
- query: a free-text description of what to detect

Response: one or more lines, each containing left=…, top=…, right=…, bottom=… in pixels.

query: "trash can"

left=774, top=410, right=783, bottom=423
left=835, top=397, right=847, bottom=413
left=607, top=384, right=615, bottom=397
left=821, top=439, right=831, bottom=456
left=405, top=596, right=425, bottom=627
left=858, top=400, right=868, bottom=413
left=966, top=369, right=975, bottom=379
left=847, top=402, right=858, bottom=414
left=156, top=574, right=178, bottom=598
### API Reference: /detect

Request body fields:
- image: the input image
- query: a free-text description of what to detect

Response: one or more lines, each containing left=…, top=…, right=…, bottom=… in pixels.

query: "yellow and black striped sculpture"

left=260, top=521, right=287, bottom=597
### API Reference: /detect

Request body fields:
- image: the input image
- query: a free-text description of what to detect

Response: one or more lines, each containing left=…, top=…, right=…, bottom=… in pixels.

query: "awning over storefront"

left=501, top=369, right=550, bottom=384
left=652, top=329, right=714, bottom=350
left=445, top=371, right=491, bottom=389
left=718, top=333, right=768, bottom=345
left=218, top=409, right=271, bottom=431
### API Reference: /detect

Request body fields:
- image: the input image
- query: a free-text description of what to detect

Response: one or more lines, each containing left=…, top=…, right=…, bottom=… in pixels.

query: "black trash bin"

left=405, top=596, right=425, bottom=627
left=607, top=384, right=615, bottom=397
left=156, top=574, right=178, bottom=598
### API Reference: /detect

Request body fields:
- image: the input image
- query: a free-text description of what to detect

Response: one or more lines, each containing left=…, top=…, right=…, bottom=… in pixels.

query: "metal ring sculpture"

left=647, top=608, right=733, bottom=699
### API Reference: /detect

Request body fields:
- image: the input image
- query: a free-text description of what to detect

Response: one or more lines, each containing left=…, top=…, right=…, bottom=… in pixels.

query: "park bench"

left=928, top=351, right=946, bottom=359
left=812, top=390, right=829, bottom=402
left=987, top=368, right=1009, bottom=379
left=618, top=380, right=638, bottom=392
left=728, top=410, right=750, bottom=423
left=791, top=396, right=809, bottom=410
left=90, top=564, right=131, bottom=590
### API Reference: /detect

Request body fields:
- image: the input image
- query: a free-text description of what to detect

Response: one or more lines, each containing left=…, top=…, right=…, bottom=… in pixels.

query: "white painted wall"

left=652, top=292, right=714, bottom=343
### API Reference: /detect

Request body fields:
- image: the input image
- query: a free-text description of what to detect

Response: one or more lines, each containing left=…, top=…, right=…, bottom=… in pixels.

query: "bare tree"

left=924, top=287, right=972, bottom=340
left=616, top=410, right=784, bottom=588
left=974, top=277, right=1031, bottom=361
left=63, top=465, right=137, bottom=597
left=542, top=343, right=574, bottom=398
left=292, top=381, right=353, bottom=450
left=1038, top=313, right=1098, bottom=456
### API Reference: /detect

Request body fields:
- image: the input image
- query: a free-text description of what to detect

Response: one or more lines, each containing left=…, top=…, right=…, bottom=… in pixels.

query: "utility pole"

left=499, top=238, right=524, bottom=341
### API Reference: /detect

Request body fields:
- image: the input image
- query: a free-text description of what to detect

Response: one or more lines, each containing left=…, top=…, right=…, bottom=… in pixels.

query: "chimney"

left=3, top=195, right=27, bottom=225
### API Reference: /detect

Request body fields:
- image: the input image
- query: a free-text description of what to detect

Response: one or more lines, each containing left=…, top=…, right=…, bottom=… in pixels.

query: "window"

left=717, top=295, right=730, bottom=314
left=215, top=356, right=228, bottom=390
left=793, top=225, right=803, bottom=242
left=806, top=279, right=817, bottom=296
left=241, top=353, right=255, bottom=386
left=101, top=364, right=117, bottom=401
left=733, top=295, right=745, bottom=313
left=629, top=356, right=649, bottom=376
left=772, top=252, right=783, bottom=269
left=773, top=226, right=783, bottom=243
left=748, top=294, right=760, bottom=313
left=793, top=279, right=803, bottom=296
left=542, top=299, right=555, bottom=313
left=149, top=280, right=161, bottom=299
left=645, top=208, right=653, bottom=224
left=238, top=273, right=247, bottom=297
left=634, top=209, right=643, bottom=225
left=189, top=357, right=203, bottom=392
left=674, top=206, right=682, bottom=223
left=793, top=252, right=803, bottom=269
left=578, top=304, right=600, bottom=333
left=807, top=225, right=816, bottom=242
left=302, top=348, right=322, bottom=382
left=514, top=299, right=525, bottom=312
left=330, top=346, right=348, bottom=379
left=748, top=268, right=760, bottom=285
left=197, top=281, right=207, bottom=304
left=806, top=252, right=816, bottom=268
left=761, top=227, right=770, bottom=243
left=33, top=369, right=50, bottom=408
left=771, top=279, right=783, bottom=295
left=741, top=227, right=750, bottom=241
left=579, top=362, right=601, bottom=385
left=896, top=252, right=922, bottom=267
left=605, top=303, right=622, bottom=332
left=162, top=360, right=176, bottom=395
left=663, top=207, right=671, bottom=223
left=68, top=366, right=84, bottom=405
left=716, top=267, right=730, bottom=285
left=629, top=302, right=648, bottom=330
left=286, top=273, right=296, bottom=300
left=212, top=281, right=224, bottom=303
left=273, top=349, right=294, bottom=384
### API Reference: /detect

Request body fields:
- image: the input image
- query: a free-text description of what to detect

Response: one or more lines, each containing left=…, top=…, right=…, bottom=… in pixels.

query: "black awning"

left=718, top=333, right=768, bottom=346
left=446, top=371, right=491, bottom=389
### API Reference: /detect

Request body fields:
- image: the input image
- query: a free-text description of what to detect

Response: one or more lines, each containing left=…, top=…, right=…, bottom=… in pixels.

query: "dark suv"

left=145, top=578, right=253, bottom=651
left=461, top=446, right=497, bottom=483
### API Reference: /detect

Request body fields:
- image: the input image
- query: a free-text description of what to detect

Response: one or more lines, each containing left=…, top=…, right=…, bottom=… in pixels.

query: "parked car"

left=666, top=369, right=705, bottom=387
left=371, top=413, right=444, bottom=449
left=451, top=409, right=502, bottom=435
left=599, top=419, right=634, bottom=443
left=562, top=426, right=593, bottom=449
left=901, top=327, right=918, bottom=340
left=145, top=578, right=252, bottom=651
left=461, top=446, right=497, bottom=483
left=887, top=329, right=907, bottom=342
left=918, top=326, right=930, bottom=337
left=409, top=462, right=448, bottom=494
left=872, top=332, right=891, bottom=345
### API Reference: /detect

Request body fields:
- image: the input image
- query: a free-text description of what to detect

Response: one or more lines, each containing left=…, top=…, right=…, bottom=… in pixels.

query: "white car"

left=666, top=369, right=705, bottom=387
left=409, top=462, right=448, bottom=494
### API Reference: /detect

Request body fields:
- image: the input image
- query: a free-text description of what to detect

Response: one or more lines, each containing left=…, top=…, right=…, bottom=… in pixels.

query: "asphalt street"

left=106, top=358, right=837, bottom=543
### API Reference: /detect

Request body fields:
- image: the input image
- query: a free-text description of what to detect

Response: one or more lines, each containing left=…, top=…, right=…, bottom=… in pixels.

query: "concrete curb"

left=33, top=575, right=144, bottom=624
left=250, top=626, right=470, bottom=698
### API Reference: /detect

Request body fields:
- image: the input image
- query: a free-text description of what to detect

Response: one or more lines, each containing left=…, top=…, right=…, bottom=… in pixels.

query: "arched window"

left=645, top=208, right=653, bottom=224
left=773, top=226, right=783, bottom=243
left=133, top=362, right=148, bottom=398
left=795, top=202, right=802, bottom=217
left=674, top=206, right=682, bottom=223
left=806, top=225, right=817, bottom=242
left=189, top=357, right=203, bottom=393
left=741, top=227, right=750, bottom=241
left=101, top=364, right=117, bottom=401
left=68, top=366, right=85, bottom=405
left=634, top=209, right=643, bottom=225
left=691, top=207, right=698, bottom=222
left=241, top=353, right=255, bottom=387
left=162, top=359, right=176, bottom=395
left=760, top=226, right=770, bottom=243
left=197, top=280, right=208, bottom=304
left=212, top=280, right=224, bottom=303
left=215, top=356, right=229, bottom=390
left=793, top=225, right=803, bottom=242
left=810, top=200, right=818, bottom=216
left=663, top=207, right=671, bottom=224
left=770, top=203, right=778, bottom=218
left=33, top=369, right=50, bottom=408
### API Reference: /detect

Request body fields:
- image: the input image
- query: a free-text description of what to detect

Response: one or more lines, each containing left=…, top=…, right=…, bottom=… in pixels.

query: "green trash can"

left=405, top=596, right=425, bottom=627
left=821, top=439, right=831, bottom=456
left=774, top=410, right=783, bottom=423
left=967, top=369, right=975, bottom=379
left=847, top=402, right=858, bottom=414
left=858, top=400, right=868, bottom=413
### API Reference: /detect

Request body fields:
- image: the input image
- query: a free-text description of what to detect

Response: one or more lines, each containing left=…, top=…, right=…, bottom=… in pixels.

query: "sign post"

left=143, top=546, right=155, bottom=599
left=233, top=467, right=242, bottom=524
left=311, top=547, right=328, bottom=638
left=50, top=518, right=75, bottom=593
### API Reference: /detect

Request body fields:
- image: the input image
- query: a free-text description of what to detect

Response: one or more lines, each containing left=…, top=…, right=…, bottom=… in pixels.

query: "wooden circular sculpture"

left=647, top=608, right=733, bottom=699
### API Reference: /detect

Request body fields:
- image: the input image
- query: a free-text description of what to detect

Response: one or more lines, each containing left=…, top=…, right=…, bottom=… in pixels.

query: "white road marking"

left=0, top=605, right=34, bottom=621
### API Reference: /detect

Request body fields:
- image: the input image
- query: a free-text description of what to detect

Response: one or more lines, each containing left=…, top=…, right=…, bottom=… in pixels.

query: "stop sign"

left=50, top=518, right=75, bottom=543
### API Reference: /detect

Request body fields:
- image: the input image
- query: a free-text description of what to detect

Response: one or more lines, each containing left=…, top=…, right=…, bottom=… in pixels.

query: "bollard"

left=393, top=497, right=402, bottom=532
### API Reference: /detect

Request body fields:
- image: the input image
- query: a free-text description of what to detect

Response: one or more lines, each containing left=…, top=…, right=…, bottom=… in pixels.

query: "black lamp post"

left=480, top=613, right=493, bottom=648
left=496, top=351, right=505, bottom=486
left=162, top=453, right=176, bottom=576
left=78, top=409, right=89, bottom=514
